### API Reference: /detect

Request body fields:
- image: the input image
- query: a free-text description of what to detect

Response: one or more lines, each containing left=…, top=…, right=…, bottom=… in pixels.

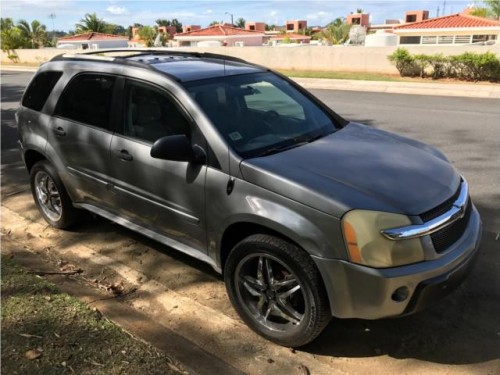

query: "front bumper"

left=313, top=204, right=482, bottom=319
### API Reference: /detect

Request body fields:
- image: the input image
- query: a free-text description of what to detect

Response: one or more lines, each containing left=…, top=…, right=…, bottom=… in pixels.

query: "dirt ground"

left=2, top=188, right=499, bottom=375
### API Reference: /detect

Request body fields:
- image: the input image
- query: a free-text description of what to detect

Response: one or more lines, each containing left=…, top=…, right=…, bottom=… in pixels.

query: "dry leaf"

left=25, top=349, right=42, bottom=360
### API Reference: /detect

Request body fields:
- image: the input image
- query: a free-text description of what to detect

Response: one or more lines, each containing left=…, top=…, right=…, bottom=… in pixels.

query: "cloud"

left=306, top=11, right=333, bottom=21
left=204, top=9, right=213, bottom=15
left=106, top=5, right=128, bottom=15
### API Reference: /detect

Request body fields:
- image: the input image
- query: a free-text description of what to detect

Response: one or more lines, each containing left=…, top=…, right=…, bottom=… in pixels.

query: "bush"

left=388, top=48, right=500, bottom=82
left=388, top=48, right=419, bottom=77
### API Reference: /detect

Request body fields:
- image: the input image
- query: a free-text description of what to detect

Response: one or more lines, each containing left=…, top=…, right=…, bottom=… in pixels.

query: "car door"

left=48, top=73, right=117, bottom=208
left=109, top=77, right=207, bottom=252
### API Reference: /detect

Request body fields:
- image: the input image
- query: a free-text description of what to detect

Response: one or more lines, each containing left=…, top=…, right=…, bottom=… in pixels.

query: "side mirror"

left=150, top=135, right=205, bottom=163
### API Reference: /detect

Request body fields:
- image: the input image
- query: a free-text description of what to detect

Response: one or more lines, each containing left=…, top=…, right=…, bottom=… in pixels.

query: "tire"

left=30, top=160, right=80, bottom=229
left=224, top=234, right=331, bottom=347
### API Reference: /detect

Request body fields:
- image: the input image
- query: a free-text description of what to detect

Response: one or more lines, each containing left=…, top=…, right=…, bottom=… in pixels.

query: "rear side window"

left=22, top=71, right=62, bottom=111
left=54, top=74, right=115, bottom=129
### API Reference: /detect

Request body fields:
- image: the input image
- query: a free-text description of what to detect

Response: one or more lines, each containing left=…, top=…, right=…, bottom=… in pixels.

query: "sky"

left=1, top=0, right=475, bottom=31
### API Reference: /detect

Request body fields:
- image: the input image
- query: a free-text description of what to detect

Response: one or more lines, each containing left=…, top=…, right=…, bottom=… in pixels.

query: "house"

left=285, top=20, right=307, bottom=33
left=347, top=13, right=370, bottom=27
left=270, top=33, right=311, bottom=45
left=245, top=22, right=266, bottom=32
left=174, top=24, right=265, bottom=47
left=56, top=32, right=129, bottom=49
left=182, top=25, right=201, bottom=33
left=394, top=13, right=500, bottom=45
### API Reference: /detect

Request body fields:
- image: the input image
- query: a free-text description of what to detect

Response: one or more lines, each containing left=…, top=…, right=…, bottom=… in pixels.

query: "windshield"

left=183, top=72, right=337, bottom=158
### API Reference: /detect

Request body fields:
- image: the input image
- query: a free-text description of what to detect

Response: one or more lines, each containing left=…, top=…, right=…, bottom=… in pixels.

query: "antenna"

left=437, top=6, right=440, bottom=17
left=443, top=0, right=447, bottom=15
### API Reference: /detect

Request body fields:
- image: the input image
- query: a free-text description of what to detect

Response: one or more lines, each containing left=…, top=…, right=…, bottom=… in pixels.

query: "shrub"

left=389, top=49, right=500, bottom=82
left=388, top=48, right=419, bottom=77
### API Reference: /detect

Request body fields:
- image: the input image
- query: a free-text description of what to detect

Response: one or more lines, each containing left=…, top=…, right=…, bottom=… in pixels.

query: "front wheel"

left=30, top=160, right=81, bottom=229
left=224, top=234, right=331, bottom=347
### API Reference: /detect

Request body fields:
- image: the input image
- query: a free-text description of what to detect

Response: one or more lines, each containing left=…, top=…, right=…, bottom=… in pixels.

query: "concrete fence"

left=2, top=45, right=499, bottom=74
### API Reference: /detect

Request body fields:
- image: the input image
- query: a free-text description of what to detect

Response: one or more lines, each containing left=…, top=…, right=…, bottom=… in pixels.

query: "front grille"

left=429, top=198, right=472, bottom=253
left=420, top=185, right=461, bottom=222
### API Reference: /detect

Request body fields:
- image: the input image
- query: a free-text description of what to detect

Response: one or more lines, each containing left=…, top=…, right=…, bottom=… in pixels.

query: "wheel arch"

left=219, top=222, right=299, bottom=273
left=24, top=149, right=47, bottom=172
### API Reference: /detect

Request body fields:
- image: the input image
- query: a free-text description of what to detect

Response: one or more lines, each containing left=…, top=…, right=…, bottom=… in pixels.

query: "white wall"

left=2, top=45, right=499, bottom=74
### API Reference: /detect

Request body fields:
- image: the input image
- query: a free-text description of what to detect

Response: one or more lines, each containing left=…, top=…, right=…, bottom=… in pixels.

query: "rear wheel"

left=30, top=160, right=81, bottom=229
left=224, top=234, right=331, bottom=347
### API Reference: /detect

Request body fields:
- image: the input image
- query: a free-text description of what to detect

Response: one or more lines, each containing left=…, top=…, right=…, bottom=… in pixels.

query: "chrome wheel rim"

left=34, top=171, right=62, bottom=221
left=235, top=253, right=306, bottom=332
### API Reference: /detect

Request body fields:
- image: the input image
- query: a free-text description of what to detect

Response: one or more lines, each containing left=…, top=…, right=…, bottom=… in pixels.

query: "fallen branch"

left=27, top=269, right=83, bottom=276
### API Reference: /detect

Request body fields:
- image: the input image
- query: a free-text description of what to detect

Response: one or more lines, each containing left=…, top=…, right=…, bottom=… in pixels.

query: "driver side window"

left=122, top=80, right=190, bottom=143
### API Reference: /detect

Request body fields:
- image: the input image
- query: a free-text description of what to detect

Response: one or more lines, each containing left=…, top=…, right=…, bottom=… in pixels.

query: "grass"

left=277, top=69, right=411, bottom=82
left=1, top=256, right=182, bottom=375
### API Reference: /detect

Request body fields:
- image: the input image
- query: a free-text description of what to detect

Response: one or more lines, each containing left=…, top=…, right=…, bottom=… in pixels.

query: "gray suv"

left=17, top=50, right=482, bottom=347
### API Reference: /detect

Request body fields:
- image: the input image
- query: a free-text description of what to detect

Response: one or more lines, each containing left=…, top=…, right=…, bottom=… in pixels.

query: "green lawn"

left=1, top=256, right=182, bottom=375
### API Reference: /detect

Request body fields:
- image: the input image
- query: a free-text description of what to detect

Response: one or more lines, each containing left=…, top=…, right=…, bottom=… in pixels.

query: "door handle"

left=53, top=126, right=66, bottom=137
left=115, top=149, right=133, bottom=161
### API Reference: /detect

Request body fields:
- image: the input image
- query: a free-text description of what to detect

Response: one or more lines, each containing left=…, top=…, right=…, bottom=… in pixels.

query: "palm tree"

left=17, top=19, right=47, bottom=48
left=321, top=19, right=351, bottom=45
left=484, top=0, right=500, bottom=19
left=75, top=13, right=107, bottom=33
left=1, top=17, right=23, bottom=52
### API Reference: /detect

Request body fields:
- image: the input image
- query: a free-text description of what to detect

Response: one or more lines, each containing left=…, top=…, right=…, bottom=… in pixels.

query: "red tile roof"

left=395, top=13, right=500, bottom=30
left=176, top=24, right=263, bottom=37
left=58, top=32, right=128, bottom=41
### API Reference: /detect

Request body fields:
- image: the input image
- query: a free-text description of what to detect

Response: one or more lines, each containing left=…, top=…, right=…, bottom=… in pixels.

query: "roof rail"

left=47, top=49, right=265, bottom=80
left=55, top=48, right=249, bottom=64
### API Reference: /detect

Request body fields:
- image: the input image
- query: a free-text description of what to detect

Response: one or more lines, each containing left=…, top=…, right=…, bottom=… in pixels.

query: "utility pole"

left=443, top=0, right=447, bottom=16
left=436, top=6, right=440, bottom=17
left=48, top=13, right=56, bottom=43
left=225, top=12, right=234, bottom=26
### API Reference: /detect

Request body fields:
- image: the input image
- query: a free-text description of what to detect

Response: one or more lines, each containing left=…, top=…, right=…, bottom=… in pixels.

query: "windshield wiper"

left=256, top=142, right=308, bottom=157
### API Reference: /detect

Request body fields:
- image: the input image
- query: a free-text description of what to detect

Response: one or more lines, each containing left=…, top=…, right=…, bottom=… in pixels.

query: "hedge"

left=388, top=48, right=500, bottom=82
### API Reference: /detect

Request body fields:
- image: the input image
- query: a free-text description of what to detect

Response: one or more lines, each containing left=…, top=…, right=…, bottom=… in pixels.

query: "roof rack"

left=48, top=48, right=268, bottom=81
left=52, top=48, right=249, bottom=64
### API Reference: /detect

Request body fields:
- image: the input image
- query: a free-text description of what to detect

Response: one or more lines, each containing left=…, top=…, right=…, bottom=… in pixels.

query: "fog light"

left=391, top=286, right=410, bottom=302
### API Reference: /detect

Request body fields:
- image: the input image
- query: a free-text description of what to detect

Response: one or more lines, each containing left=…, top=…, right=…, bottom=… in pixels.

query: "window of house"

left=352, top=17, right=361, bottom=25
left=422, top=36, right=437, bottom=44
left=22, top=71, right=62, bottom=112
left=287, top=24, right=294, bottom=31
left=250, top=25, right=255, bottom=30
left=472, top=34, right=497, bottom=43
left=454, top=35, right=472, bottom=44
left=121, top=80, right=190, bottom=143
left=438, top=35, right=453, bottom=44
left=55, top=74, right=115, bottom=129
left=399, top=36, right=421, bottom=44
left=406, top=15, right=417, bottom=22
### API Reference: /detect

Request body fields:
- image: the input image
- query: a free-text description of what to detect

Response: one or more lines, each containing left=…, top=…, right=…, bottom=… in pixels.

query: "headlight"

left=342, top=210, right=424, bottom=268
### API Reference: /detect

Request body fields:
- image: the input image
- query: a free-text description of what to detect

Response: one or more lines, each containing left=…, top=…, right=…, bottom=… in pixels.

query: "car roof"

left=129, top=54, right=265, bottom=82
left=50, top=50, right=267, bottom=82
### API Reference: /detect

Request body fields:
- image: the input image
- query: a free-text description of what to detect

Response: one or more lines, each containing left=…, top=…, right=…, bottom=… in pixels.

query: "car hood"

left=240, top=122, right=460, bottom=218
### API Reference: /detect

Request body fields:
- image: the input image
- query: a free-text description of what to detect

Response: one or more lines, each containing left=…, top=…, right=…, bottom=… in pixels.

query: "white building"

left=57, top=32, right=129, bottom=50
left=175, top=24, right=264, bottom=47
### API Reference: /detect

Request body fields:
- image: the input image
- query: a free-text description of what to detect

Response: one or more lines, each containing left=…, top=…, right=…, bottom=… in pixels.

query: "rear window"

left=22, top=71, right=63, bottom=111
left=54, top=74, right=115, bottom=129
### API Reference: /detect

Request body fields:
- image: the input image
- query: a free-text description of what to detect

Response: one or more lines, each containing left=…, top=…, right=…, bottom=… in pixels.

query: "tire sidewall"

left=30, top=160, right=76, bottom=229
left=224, top=234, right=328, bottom=347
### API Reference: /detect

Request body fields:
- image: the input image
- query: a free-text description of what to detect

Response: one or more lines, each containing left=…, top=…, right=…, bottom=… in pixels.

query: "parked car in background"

left=17, top=50, right=482, bottom=347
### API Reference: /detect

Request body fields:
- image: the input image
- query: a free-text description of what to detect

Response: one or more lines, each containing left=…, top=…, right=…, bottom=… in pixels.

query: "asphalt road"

left=2, top=70, right=499, bottom=232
